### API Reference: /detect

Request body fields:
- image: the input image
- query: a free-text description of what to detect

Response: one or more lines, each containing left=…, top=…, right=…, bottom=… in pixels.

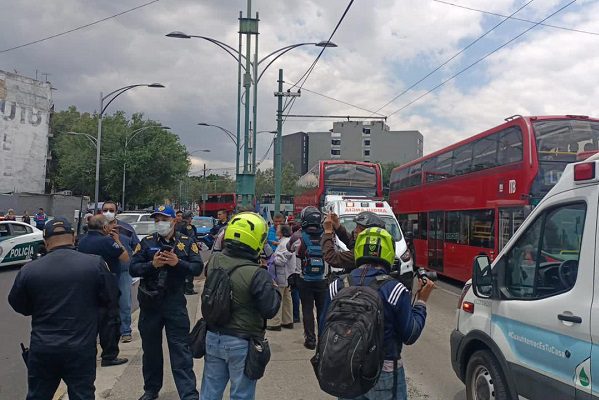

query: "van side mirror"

left=472, top=255, right=493, bottom=298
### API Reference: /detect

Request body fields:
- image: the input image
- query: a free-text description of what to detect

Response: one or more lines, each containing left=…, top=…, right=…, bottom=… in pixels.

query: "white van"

left=451, top=155, right=599, bottom=399
left=324, top=197, right=414, bottom=278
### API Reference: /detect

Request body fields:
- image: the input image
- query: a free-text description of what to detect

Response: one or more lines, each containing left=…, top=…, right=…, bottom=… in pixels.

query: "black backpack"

left=201, top=258, right=248, bottom=326
left=311, top=273, right=392, bottom=398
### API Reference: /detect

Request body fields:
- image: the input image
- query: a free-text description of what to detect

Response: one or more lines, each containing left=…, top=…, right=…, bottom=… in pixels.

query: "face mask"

left=103, top=211, right=116, bottom=222
left=155, top=221, right=173, bottom=237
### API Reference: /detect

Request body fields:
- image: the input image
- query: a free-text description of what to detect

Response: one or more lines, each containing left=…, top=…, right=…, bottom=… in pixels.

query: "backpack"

left=301, top=231, right=325, bottom=281
left=311, top=273, right=392, bottom=398
left=201, top=258, right=248, bottom=326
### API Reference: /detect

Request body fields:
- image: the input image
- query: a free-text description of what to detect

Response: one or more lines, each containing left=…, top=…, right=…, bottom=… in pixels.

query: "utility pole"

left=274, top=68, right=300, bottom=213
left=237, top=0, right=259, bottom=207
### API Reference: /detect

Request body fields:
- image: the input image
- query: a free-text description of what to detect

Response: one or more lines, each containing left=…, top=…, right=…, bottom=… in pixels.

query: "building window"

left=331, top=139, right=341, bottom=146
left=362, top=127, right=371, bottom=135
left=331, top=149, right=340, bottom=156
left=364, top=139, right=371, bottom=146
left=364, top=150, right=370, bottom=156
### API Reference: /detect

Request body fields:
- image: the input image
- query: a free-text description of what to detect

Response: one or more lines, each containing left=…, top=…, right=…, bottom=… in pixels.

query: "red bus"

left=199, top=193, right=236, bottom=217
left=390, top=115, right=599, bottom=282
left=294, top=160, right=384, bottom=214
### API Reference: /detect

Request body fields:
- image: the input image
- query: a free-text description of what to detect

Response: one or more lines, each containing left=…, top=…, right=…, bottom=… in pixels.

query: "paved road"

left=0, top=267, right=30, bottom=400
left=402, top=277, right=467, bottom=399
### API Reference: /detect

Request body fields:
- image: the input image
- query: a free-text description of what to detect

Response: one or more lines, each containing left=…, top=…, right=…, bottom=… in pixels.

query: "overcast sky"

left=2, top=0, right=598, bottom=176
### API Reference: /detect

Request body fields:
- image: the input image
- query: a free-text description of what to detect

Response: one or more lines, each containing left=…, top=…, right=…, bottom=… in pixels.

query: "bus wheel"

left=465, top=350, right=510, bottom=400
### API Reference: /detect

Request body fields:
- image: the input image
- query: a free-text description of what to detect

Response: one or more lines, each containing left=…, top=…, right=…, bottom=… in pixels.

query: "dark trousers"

left=138, top=293, right=198, bottom=400
left=98, top=306, right=121, bottom=360
left=26, top=348, right=96, bottom=400
left=298, top=278, right=328, bottom=343
left=291, top=287, right=301, bottom=322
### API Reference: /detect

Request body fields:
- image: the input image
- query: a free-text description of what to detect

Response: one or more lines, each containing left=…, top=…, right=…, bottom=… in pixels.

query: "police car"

left=451, top=154, right=599, bottom=400
left=324, top=196, right=414, bottom=278
left=0, top=221, right=43, bottom=267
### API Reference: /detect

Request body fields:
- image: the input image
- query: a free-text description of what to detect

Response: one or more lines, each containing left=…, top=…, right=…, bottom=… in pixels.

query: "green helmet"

left=224, top=212, right=268, bottom=255
left=354, top=227, right=396, bottom=269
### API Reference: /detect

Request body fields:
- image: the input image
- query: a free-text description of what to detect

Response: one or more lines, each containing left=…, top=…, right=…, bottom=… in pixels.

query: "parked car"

left=0, top=221, right=44, bottom=267
left=118, top=213, right=152, bottom=224
left=129, top=221, right=157, bottom=241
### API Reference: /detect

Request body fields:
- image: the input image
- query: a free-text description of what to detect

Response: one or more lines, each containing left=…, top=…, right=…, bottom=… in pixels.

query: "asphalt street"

left=0, top=267, right=30, bottom=400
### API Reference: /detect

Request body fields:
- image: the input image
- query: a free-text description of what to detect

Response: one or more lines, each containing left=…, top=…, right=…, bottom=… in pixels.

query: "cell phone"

left=161, top=244, right=173, bottom=252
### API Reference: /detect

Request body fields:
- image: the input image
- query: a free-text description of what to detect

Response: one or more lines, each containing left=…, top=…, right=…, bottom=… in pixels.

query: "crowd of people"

left=7, top=201, right=435, bottom=400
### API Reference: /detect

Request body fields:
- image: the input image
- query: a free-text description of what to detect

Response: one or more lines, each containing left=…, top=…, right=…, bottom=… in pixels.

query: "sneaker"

left=281, top=323, right=294, bottom=329
left=304, top=340, right=316, bottom=350
left=121, top=334, right=133, bottom=343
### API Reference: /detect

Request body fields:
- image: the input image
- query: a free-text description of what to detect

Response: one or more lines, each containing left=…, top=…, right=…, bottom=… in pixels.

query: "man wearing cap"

left=130, top=205, right=204, bottom=400
left=78, top=214, right=129, bottom=367
left=321, top=211, right=386, bottom=273
left=175, top=211, right=198, bottom=295
left=8, top=218, right=119, bottom=399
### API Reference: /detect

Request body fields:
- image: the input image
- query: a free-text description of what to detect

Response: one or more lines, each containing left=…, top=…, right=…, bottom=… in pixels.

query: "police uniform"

left=8, top=218, right=119, bottom=400
left=176, top=219, right=198, bottom=294
left=130, top=227, right=203, bottom=400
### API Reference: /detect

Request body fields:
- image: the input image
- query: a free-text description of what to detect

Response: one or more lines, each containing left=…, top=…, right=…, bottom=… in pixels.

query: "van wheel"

left=465, top=350, right=510, bottom=400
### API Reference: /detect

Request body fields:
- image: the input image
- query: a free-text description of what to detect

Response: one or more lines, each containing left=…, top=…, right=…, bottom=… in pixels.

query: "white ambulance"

left=324, top=196, right=413, bottom=278
left=451, top=154, right=599, bottom=399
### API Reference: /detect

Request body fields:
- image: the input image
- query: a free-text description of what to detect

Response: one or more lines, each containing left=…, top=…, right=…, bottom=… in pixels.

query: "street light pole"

left=93, top=83, right=164, bottom=213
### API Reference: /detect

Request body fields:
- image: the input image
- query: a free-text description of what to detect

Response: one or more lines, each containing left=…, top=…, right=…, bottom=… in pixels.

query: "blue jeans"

left=200, top=331, right=257, bottom=400
left=339, top=366, right=407, bottom=400
left=118, top=264, right=132, bottom=336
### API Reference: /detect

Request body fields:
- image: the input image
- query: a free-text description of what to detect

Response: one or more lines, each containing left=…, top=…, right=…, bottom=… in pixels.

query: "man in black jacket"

left=8, top=218, right=119, bottom=400
left=130, top=205, right=204, bottom=400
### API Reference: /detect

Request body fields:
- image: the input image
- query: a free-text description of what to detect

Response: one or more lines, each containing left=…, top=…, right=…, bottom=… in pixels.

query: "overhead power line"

left=387, top=0, right=577, bottom=118
left=373, top=0, right=535, bottom=115
left=285, top=83, right=385, bottom=116
left=432, top=0, right=598, bottom=37
left=1, top=0, right=160, bottom=53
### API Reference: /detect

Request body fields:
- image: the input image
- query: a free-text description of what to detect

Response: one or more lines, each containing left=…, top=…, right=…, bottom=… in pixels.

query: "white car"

left=117, top=213, right=152, bottom=224
left=0, top=221, right=44, bottom=267
left=129, top=221, right=157, bottom=242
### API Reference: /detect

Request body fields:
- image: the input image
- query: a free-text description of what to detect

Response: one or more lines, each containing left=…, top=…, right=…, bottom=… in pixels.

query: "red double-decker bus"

left=294, top=160, right=383, bottom=214
left=199, top=193, right=236, bottom=217
left=390, top=115, right=599, bottom=282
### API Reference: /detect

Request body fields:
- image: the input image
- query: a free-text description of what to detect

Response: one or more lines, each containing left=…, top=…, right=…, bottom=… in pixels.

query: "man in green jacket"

left=200, top=212, right=281, bottom=400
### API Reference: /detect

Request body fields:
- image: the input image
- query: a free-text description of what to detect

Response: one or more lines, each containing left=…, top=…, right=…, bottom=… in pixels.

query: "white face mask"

left=155, top=221, right=173, bottom=237
left=103, top=211, right=116, bottom=222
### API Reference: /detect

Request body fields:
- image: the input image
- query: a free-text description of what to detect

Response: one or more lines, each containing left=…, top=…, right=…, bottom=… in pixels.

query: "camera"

left=416, top=268, right=437, bottom=284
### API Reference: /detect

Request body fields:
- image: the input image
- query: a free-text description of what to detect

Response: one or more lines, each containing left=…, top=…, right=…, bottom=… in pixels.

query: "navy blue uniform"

left=77, top=231, right=125, bottom=362
left=130, top=232, right=203, bottom=400
left=176, top=223, right=198, bottom=293
left=8, top=246, right=119, bottom=400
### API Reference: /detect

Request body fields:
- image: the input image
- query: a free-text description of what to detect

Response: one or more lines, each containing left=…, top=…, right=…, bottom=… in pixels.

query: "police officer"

left=130, top=205, right=203, bottom=400
left=175, top=211, right=198, bottom=295
left=8, top=218, right=119, bottom=400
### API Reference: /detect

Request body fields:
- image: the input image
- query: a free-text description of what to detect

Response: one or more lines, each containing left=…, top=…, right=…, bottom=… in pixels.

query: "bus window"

left=497, top=127, right=523, bottom=165
left=452, top=143, right=474, bottom=176
left=472, top=135, right=498, bottom=171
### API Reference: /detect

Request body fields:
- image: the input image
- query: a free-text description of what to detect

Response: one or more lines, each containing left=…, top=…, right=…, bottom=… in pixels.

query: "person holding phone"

left=130, top=205, right=204, bottom=400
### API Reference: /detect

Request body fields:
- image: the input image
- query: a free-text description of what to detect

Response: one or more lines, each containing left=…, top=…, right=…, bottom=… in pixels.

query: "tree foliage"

left=49, top=107, right=189, bottom=207
left=255, top=162, right=299, bottom=197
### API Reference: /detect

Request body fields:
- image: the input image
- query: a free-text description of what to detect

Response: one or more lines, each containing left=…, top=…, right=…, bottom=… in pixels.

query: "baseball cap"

left=43, top=217, right=74, bottom=238
left=151, top=205, right=176, bottom=219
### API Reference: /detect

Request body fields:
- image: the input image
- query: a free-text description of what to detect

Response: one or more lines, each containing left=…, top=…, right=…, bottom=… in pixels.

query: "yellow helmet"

left=224, top=212, right=268, bottom=254
left=354, top=227, right=396, bottom=269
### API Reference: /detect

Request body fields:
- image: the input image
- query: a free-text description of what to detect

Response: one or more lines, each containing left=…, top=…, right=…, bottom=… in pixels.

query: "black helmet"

left=182, top=211, right=194, bottom=220
left=354, top=211, right=385, bottom=229
left=300, top=206, right=322, bottom=229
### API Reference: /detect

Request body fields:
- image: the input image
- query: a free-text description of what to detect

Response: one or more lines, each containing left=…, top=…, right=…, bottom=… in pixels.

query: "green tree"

left=254, top=163, right=299, bottom=198
left=378, top=161, right=402, bottom=190
left=50, top=107, right=189, bottom=208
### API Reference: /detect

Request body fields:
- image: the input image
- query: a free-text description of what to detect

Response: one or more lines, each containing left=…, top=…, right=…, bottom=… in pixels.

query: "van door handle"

left=558, top=314, right=582, bottom=324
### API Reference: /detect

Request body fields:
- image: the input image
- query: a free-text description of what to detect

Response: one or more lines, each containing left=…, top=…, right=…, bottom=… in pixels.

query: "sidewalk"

left=62, top=280, right=334, bottom=400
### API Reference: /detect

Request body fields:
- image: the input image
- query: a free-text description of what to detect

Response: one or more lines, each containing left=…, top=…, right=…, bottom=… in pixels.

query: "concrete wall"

left=307, top=131, right=331, bottom=168
left=0, top=193, right=87, bottom=223
left=0, top=71, right=53, bottom=193
left=279, top=131, right=308, bottom=175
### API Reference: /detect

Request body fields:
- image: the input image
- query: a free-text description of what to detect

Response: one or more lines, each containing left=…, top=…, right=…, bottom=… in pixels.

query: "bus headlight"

left=400, top=249, right=411, bottom=262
